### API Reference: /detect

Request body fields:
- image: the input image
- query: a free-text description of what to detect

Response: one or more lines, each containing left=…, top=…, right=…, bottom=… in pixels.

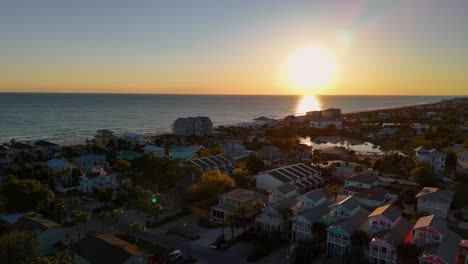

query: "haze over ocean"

left=0, top=93, right=454, bottom=144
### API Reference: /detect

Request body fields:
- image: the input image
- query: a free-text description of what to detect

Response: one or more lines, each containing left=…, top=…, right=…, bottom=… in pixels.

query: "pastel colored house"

left=256, top=194, right=298, bottom=237
left=415, top=187, right=454, bottom=220
left=118, top=132, right=145, bottom=146
left=320, top=160, right=362, bottom=181
left=169, top=145, right=204, bottom=160
left=267, top=182, right=297, bottom=203
left=94, top=129, right=115, bottom=148
left=117, top=150, right=143, bottom=161
left=412, top=215, right=461, bottom=264
left=415, top=146, right=446, bottom=173
left=342, top=173, right=389, bottom=208
left=220, top=142, right=249, bottom=161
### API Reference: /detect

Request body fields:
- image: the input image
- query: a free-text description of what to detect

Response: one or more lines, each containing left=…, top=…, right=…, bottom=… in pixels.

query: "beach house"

left=34, top=140, right=60, bottom=159
left=172, top=116, right=213, bottom=136
left=211, top=188, right=266, bottom=224
left=75, top=154, right=107, bottom=172
left=257, top=145, right=281, bottom=168
left=457, top=150, right=468, bottom=175
left=256, top=194, right=299, bottom=236
left=79, top=165, right=131, bottom=193
left=414, top=146, right=446, bottom=173
left=95, top=129, right=115, bottom=148
left=118, top=132, right=145, bottom=146
left=415, top=187, right=454, bottom=219
left=342, top=173, right=389, bottom=208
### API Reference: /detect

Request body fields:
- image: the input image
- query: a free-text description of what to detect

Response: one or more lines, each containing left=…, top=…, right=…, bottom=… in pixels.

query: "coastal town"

left=0, top=97, right=467, bottom=264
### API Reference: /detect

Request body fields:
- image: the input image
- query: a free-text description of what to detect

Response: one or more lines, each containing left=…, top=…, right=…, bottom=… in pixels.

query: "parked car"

left=168, top=250, right=183, bottom=262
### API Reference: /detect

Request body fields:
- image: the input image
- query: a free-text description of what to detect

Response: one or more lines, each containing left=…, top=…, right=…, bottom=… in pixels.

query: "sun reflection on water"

left=295, top=95, right=321, bottom=115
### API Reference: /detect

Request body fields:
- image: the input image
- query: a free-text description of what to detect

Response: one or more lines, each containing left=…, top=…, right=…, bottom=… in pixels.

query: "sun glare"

left=285, top=47, right=337, bottom=91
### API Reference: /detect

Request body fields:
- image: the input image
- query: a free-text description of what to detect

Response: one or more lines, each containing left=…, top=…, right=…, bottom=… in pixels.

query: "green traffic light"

left=151, top=198, right=157, bottom=203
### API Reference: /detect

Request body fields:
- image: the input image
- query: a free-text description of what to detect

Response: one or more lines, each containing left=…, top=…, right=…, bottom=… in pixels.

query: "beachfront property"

left=34, top=140, right=60, bottom=159
left=79, top=165, right=131, bottom=193
left=0, top=213, right=67, bottom=255
left=172, top=116, right=213, bottom=136
left=368, top=206, right=413, bottom=264
left=210, top=188, right=266, bottom=224
left=71, top=234, right=149, bottom=264
left=342, top=173, right=389, bottom=208
left=169, top=145, right=204, bottom=160
left=253, top=116, right=278, bottom=126
left=320, top=160, right=362, bottom=181
left=117, top=150, right=144, bottom=161
left=118, top=132, right=145, bottom=146
left=308, top=108, right=342, bottom=129
left=412, top=215, right=461, bottom=264
left=415, top=187, right=454, bottom=220
left=255, top=163, right=323, bottom=193
left=219, top=142, right=250, bottom=161
left=4, top=141, right=36, bottom=160
left=310, top=119, right=343, bottom=130
left=74, top=154, right=107, bottom=172
left=291, top=189, right=330, bottom=241
left=456, top=150, right=468, bottom=175
left=257, top=145, right=281, bottom=168
left=326, top=196, right=370, bottom=257
left=414, top=146, right=446, bottom=172
left=187, top=155, right=235, bottom=175
left=142, top=145, right=165, bottom=158
left=94, top=129, right=115, bottom=148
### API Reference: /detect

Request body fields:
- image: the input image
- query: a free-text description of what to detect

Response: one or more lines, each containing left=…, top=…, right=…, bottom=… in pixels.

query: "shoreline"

left=2, top=96, right=464, bottom=146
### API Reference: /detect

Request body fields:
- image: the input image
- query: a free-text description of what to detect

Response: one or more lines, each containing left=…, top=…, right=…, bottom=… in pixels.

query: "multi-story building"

left=267, top=182, right=297, bottom=203
left=79, top=165, right=131, bottom=193
left=256, top=194, right=299, bottom=237
left=342, top=173, right=389, bottom=208
left=210, top=188, right=266, bottom=224
left=368, top=205, right=413, bottom=264
left=320, top=160, right=362, bottom=181
left=95, top=129, right=115, bottom=148
left=412, top=215, right=461, bottom=264
left=326, top=196, right=370, bottom=257
left=257, top=145, right=281, bottom=168
left=415, top=187, right=454, bottom=220
left=188, top=155, right=235, bottom=175
left=456, top=150, right=468, bottom=175
left=34, top=140, right=60, bottom=159
left=255, top=163, right=323, bottom=193
left=74, top=154, right=107, bottom=173
left=172, top=116, right=213, bottom=136
left=414, top=146, right=446, bottom=172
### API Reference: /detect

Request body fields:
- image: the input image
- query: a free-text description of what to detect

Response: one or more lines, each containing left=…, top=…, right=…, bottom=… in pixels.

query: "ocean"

left=0, top=93, right=455, bottom=144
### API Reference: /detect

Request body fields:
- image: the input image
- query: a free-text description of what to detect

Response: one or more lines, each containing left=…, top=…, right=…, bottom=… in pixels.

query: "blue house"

left=169, top=145, right=204, bottom=160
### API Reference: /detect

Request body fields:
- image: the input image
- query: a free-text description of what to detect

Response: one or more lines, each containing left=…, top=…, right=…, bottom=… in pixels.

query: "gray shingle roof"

left=332, top=208, right=370, bottom=234
left=421, top=229, right=461, bottom=264
left=330, top=196, right=360, bottom=211
left=413, top=215, right=447, bottom=235
left=373, top=217, right=413, bottom=248
left=346, top=173, right=379, bottom=184
left=369, top=205, right=401, bottom=223
left=301, top=189, right=327, bottom=203
left=275, top=183, right=296, bottom=194
left=415, top=187, right=454, bottom=203
left=295, top=203, right=329, bottom=224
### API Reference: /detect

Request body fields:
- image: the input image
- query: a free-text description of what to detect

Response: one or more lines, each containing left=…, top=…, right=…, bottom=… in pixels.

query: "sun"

left=285, top=47, right=337, bottom=90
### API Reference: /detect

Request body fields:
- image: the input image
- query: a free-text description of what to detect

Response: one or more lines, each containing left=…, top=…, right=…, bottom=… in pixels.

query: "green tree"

left=188, top=170, right=235, bottom=200
left=410, top=166, right=437, bottom=187
left=21, top=252, right=74, bottom=264
left=129, top=221, right=145, bottom=245
left=150, top=203, right=164, bottom=225
left=232, top=162, right=251, bottom=188
left=0, top=231, right=40, bottom=263
left=114, top=160, right=131, bottom=172
left=96, top=189, right=114, bottom=205
left=245, top=155, right=265, bottom=174
left=110, top=208, right=126, bottom=228
left=198, top=146, right=225, bottom=157
left=2, top=176, right=55, bottom=212
left=328, top=184, right=341, bottom=201
left=71, top=210, right=91, bottom=240
left=98, top=211, right=111, bottom=233
left=399, top=187, right=419, bottom=204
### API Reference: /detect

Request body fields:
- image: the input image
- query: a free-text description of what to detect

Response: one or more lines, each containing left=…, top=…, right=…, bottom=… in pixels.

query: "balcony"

left=328, top=236, right=350, bottom=246
left=370, top=249, right=396, bottom=263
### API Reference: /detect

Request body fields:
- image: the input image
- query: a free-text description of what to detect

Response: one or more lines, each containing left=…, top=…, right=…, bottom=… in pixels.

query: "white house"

left=415, top=187, right=454, bottom=219
left=267, top=183, right=297, bottom=203
left=320, top=160, right=362, bottom=181
left=414, top=146, right=446, bottom=172
left=310, top=119, right=342, bottom=129
left=79, top=165, right=131, bottom=193
left=256, top=194, right=299, bottom=236
left=255, top=163, right=323, bottom=193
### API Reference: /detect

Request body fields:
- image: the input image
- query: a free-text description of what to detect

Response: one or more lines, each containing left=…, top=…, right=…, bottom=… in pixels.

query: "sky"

left=0, top=0, right=467, bottom=95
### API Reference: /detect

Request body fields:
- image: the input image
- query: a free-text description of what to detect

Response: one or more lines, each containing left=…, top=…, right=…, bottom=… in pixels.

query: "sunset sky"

left=1, top=0, right=467, bottom=95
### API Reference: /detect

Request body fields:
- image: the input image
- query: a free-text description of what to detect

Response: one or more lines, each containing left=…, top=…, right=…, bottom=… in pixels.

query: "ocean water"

left=0, top=93, right=454, bottom=144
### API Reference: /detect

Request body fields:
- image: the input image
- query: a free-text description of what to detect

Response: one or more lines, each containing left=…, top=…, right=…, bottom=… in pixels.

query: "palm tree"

left=236, top=204, right=249, bottom=235
left=110, top=209, right=126, bottom=229
left=225, top=212, right=239, bottom=240
left=129, top=221, right=145, bottom=245
left=328, top=184, right=340, bottom=202
left=81, top=211, right=91, bottom=235
left=98, top=211, right=111, bottom=233
left=71, top=210, right=90, bottom=240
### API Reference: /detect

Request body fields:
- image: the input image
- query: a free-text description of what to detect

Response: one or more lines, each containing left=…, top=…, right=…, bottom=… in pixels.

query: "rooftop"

left=220, top=188, right=263, bottom=203
left=346, top=173, right=379, bottom=184
left=415, top=187, right=454, bottom=203
left=369, top=205, right=401, bottom=223
left=413, top=214, right=447, bottom=235
left=14, top=214, right=62, bottom=232
left=35, top=140, right=58, bottom=147
left=330, top=196, right=360, bottom=211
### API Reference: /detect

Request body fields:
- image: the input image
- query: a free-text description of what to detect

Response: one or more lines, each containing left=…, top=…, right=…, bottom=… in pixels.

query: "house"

left=172, top=116, right=213, bottom=136
left=310, top=119, right=343, bottom=129
left=34, top=140, right=60, bottom=159
left=118, top=132, right=145, bottom=146
left=75, top=154, right=107, bottom=172
left=210, top=188, right=266, bottom=223
left=253, top=116, right=277, bottom=126
left=342, top=173, right=390, bottom=208
left=13, top=214, right=67, bottom=255
left=257, top=145, right=281, bottom=167
left=369, top=207, right=413, bottom=264
left=117, top=151, right=143, bottom=161
left=256, top=194, right=299, bottom=236
left=326, top=196, right=370, bottom=257
left=95, top=129, right=115, bottom=148
left=79, top=165, right=131, bottom=193
left=267, top=182, right=297, bottom=203
left=4, top=141, right=35, bottom=160
left=169, top=145, right=204, bottom=160
left=456, top=150, right=468, bottom=175
left=0, top=146, right=9, bottom=166
left=71, top=234, right=149, bottom=264
left=142, top=145, right=165, bottom=158
left=415, top=146, right=446, bottom=172
left=320, top=160, right=362, bottom=181
left=187, top=155, right=235, bottom=175
left=323, top=108, right=341, bottom=118
left=320, top=146, right=352, bottom=160
left=291, top=189, right=330, bottom=241
left=220, top=142, right=249, bottom=160
left=255, top=163, right=323, bottom=193
left=412, top=215, right=461, bottom=264
left=48, top=159, right=81, bottom=193
left=410, top=123, right=429, bottom=133
left=415, top=187, right=454, bottom=219
left=283, top=115, right=299, bottom=125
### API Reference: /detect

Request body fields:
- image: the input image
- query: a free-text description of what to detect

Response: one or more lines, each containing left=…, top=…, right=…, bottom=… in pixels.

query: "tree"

left=410, top=166, right=437, bottom=187
left=150, top=203, right=164, bottom=225
left=71, top=210, right=91, bottom=240
left=225, top=212, right=239, bottom=240
left=45, top=198, right=66, bottom=223
left=312, top=221, right=327, bottom=242
left=65, top=197, right=83, bottom=212
left=22, top=252, right=74, bottom=264
left=0, top=231, right=40, bottom=263
left=399, top=187, right=418, bottom=204
left=279, top=207, right=294, bottom=236
left=96, top=189, right=114, bottom=205
left=232, top=162, right=251, bottom=188
left=110, top=208, right=126, bottom=228
left=98, top=211, right=111, bottom=233
left=2, top=176, right=55, bottom=212
left=245, top=155, right=265, bottom=174
left=198, top=146, right=224, bottom=157
left=129, top=221, right=145, bottom=245
left=328, top=184, right=341, bottom=201
left=188, top=170, right=235, bottom=200
left=114, top=160, right=131, bottom=172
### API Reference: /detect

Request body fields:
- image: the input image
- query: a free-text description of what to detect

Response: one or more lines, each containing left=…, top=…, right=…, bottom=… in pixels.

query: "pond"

left=299, top=136, right=385, bottom=155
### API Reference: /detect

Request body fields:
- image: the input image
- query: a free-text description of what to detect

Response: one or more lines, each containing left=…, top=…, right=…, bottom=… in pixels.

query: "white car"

left=168, top=250, right=183, bottom=262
